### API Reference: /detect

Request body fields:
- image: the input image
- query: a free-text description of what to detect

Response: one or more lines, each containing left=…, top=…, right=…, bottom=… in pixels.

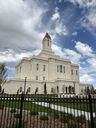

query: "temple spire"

left=42, top=33, right=52, bottom=52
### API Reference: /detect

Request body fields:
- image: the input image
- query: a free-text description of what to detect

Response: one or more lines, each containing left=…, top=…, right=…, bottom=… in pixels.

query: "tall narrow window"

left=36, top=76, right=38, bottom=80
left=43, top=65, right=46, bottom=71
left=57, top=65, right=59, bottom=72
left=76, top=70, right=78, bottom=75
left=60, top=65, right=62, bottom=72
left=71, top=69, right=73, bottom=75
left=63, top=66, right=65, bottom=73
left=57, top=86, right=59, bottom=93
left=51, top=88, right=54, bottom=93
left=36, top=64, right=39, bottom=71
left=66, top=87, right=67, bottom=93
left=48, top=40, right=49, bottom=46
left=43, top=76, right=45, bottom=80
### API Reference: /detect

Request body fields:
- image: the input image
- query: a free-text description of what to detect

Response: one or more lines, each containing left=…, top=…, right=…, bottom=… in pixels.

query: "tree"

left=0, top=63, right=7, bottom=93
left=35, top=87, right=38, bottom=95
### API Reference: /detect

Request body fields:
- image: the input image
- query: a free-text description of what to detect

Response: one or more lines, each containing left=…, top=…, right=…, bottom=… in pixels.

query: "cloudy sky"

left=0, top=0, right=96, bottom=88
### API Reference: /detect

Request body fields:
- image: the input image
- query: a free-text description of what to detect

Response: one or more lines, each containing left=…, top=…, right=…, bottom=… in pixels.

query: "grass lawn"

left=0, top=96, right=96, bottom=112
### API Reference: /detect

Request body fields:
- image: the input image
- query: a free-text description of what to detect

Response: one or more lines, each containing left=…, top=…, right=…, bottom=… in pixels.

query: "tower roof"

left=43, top=32, right=51, bottom=40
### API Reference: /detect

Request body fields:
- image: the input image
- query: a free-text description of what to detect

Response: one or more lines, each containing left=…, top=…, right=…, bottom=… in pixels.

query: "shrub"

left=30, top=110, right=38, bottom=115
left=9, top=121, right=25, bottom=128
left=75, top=115, right=86, bottom=124
left=14, top=113, right=21, bottom=118
left=40, top=115, right=49, bottom=120
left=10, top=108, right=16, bottom=113
left=54, top=113, right=59, bottom=119
left=68, top=122, right=83, bottom=128
left=0, top=104, right=4, bottom=109
left=59, top=114, right=69, bottom=123
left=93, top=117, right=96, bottom=127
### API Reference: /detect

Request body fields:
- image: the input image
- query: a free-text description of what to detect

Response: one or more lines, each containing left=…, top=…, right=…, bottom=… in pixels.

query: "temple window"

left=60, top=65, right=62, bottom=72
left=57, top=65, right=59, bottom=72
left=36, top=64, right=39, bottom=71
left=36, top=76, right=38, bottom=80
left=43, top=76, right=45, bottom=80
left=76, top=70, right=78, bottom=75
left=63, top=66, right=65, bottom=73
left=43, top=65, right=46, bottom=71
left=71, top=69, right=73, bottom=75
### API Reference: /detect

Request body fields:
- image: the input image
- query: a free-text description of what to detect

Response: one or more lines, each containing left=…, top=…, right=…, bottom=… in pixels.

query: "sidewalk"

left=34, top=102, right=96, bottom=120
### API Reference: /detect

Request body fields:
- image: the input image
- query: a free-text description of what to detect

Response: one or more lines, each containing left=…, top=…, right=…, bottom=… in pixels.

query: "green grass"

left=0, top=97, right=96, bottom=112
left=53, top=102, right=96, bottom=112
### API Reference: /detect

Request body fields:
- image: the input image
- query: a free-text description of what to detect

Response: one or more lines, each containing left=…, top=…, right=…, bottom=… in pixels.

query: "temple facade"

left=4, top=33, right=92, bottom=94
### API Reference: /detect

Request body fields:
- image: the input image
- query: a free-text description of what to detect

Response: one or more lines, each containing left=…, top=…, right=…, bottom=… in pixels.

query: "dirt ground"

left=0, top=109, right=66, bottom=128
left=0, top=109, right=89, bottom=128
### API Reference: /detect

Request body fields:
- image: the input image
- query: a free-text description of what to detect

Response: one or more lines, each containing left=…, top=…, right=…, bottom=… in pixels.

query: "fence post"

left=19, top=93, right=24, bottom=128
left=89, top=94, right=94, bottom=128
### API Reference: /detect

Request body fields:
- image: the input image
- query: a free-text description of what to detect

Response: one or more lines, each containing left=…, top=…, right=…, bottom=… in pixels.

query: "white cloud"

left=52, top=44, right=81, bottom=63
left=72, top=31, right=78, bottom=36
left=52, top=44, right=64, bottom=57
left=51, top=7, right=60, bottom=21
left=81, top=8, right=96, bottom=35
left=87, top=58, right=96, bottom=72
left=80, top=74, right=94, bottom=83
left=55, top=23, right=68, bottom=36
left=65, top=0, right=96, bottom=35
left=63, top=48, right=82, bottom=63
left=75, top=41, right=94, bottom=57
left=50, top=7, right=68, bottom=37
left=0, top=0, right=45, bottom=52
left=0, top=49, right=40, bottom=63
left=66, top=0, right=96, bottom=8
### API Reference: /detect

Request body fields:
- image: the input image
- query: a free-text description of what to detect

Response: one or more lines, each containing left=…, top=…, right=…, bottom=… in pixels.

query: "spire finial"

left=44, top=32, right=51, bottom=39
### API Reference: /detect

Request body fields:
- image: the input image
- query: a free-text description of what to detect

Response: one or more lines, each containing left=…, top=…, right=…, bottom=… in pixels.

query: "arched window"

left=69, top=86, right=71, bottom=94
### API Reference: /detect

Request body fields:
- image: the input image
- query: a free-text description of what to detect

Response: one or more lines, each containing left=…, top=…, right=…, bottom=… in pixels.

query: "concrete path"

left=34, top=102, right=96, bottom=120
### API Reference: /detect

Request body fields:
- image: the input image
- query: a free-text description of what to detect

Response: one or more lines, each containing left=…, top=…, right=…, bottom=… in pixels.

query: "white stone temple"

left=4, top=33, right=92, bottom=95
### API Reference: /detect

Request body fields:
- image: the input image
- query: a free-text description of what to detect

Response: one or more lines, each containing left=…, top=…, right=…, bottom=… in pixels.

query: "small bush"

left=54, top=113, right=59, bottom=119
left=68, top=122, right=82, bottom=128
left=14, top=113, right=21, bottom=118
left=75, top=115, right=86, bottom=124
left=0, top=104, right=4, bottom=109
left=40, top=115, right=49, bottom=120
left=30, top=110, right=38, bottom=115
left=59, top=114, right=69, bottom=123
left=9, top=121, right=25, bottom=128
left=10, top=108, right=16, bottom=113
left=93, top=117, right=96, bottom=127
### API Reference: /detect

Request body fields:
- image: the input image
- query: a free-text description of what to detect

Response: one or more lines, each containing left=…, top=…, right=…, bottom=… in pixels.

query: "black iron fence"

left=0, top=94, right=96, bottom=128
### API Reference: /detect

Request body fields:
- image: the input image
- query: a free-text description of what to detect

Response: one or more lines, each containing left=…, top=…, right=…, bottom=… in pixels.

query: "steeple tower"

left=42, top=33, right=52, bottom=52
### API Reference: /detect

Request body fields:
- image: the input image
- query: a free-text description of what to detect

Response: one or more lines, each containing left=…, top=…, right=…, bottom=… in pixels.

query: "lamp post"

left=24, top=77, right=27, bottom=94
